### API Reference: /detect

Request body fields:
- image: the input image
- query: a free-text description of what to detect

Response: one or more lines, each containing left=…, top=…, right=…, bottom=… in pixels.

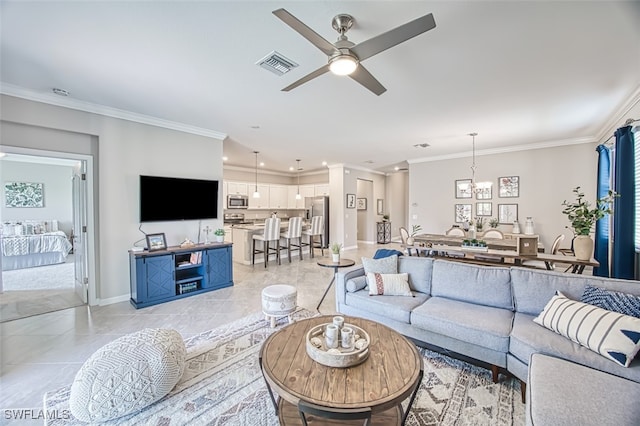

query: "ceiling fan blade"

left=349, top=65, right=386, bottom=96
left=351, top=13, right=436, bottom=61
left=282, top=64, right=330, bottom=92
left=273, top=8, right=339, bottom=57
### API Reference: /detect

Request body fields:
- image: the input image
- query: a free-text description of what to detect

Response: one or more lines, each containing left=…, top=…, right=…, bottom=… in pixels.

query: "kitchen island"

left=231, top=220, right=310, bottom=265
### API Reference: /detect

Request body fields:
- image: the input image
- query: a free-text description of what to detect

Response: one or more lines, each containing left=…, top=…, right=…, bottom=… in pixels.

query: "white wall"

left=0, top=161, right=73, bottom=234
left=385, top=171, right=408, bottom=239
left=408, top=143, right=599, bottom=250
left=1, top=94, right=225, bottom=302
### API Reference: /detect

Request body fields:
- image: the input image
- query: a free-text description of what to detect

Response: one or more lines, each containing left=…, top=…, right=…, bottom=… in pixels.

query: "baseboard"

left=98, top=294, right=130, bottom=306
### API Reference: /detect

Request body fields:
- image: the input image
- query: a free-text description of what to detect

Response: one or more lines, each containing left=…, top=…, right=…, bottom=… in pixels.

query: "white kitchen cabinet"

left=288, top=185, right=315, bottom=208
left=248, top=184, right=270, bottom=209
left=269, top=185, right=288, bottom=209
left=314, top=184, right=329, bottom=196
left=227, top=182, right=248, bottom=196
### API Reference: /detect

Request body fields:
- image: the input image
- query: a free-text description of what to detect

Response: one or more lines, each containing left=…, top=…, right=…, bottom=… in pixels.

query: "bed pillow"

left=581, top=285, right=640, bottom=318
left=367, top=273, right=413, bottom=296
left=534, top=292, right=640, bottom=367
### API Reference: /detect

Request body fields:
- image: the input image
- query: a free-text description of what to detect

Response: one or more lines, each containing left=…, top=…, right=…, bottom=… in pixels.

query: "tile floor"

left=0, top=243, right=387, bottom=424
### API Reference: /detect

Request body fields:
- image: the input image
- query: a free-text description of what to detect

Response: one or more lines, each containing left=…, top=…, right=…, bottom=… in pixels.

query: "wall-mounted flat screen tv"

left=140, top=175, right=219, bottom=222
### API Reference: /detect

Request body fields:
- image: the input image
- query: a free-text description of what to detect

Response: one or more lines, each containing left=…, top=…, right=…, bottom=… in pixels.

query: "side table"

left=316, top=258, right=355, bottom=312
left=376, top=221, right=391, bottom=244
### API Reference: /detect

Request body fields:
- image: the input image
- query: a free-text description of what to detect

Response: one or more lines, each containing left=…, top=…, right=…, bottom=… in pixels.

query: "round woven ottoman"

left=262, top=284, right=297, bottom=328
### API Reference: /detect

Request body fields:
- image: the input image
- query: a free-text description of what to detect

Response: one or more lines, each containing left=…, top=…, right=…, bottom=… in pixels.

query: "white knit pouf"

left=69, top=328, right=186, bottom=422
left=262, top=284, right=297, bottom=328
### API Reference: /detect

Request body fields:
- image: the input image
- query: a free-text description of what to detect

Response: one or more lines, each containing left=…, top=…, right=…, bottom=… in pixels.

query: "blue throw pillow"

left=373, top=249, right=404, bottom=259
left=581, top=285, right=640, bottom=319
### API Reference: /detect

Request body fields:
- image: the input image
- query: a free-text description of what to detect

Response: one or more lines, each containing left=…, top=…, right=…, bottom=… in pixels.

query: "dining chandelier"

left=467, top=132, right=491, bottom=194
left=253, top=151, right=260, bottom=199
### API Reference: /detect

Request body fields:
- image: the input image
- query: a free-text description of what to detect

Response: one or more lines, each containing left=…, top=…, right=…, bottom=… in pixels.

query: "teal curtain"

left=612, top=126, right=635, bottom=279
left=594, top=144, right=611, bottom=277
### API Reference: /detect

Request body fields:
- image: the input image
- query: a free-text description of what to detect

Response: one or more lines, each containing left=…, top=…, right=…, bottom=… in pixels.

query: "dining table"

left=413, top=233, right=545, bottom=252
left=419, top=243, right=598, bottom=274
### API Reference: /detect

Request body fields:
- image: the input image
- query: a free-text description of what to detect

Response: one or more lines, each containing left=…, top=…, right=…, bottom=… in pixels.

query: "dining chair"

left=302, top=216, right=324, bottom=258
left=298, top=400, right=372, bottom=426
left=482, top=229, right=504, bottom=239
left=445, top=227, right=466, bottom=237
left=399, top=226, right=414, bottom=256
left=523, top=234, right=566, bottom=270
left=252, top=217, right=281, bottom=268
left=280, top=216, right=303, bottom=262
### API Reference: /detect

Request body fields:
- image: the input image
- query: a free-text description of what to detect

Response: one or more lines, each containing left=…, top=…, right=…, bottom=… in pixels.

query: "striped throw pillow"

left=534, top=292, right=640, bottom=367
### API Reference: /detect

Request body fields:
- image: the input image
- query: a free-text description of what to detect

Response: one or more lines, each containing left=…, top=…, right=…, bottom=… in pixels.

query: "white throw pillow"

left=69, top=328, right=186, bottom=422
left=534, top=292, right=640, bottom=367
left=367, top=272, right=413, bottom=296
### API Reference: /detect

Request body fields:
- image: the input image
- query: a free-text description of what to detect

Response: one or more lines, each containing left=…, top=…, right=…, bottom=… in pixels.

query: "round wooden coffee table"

left=259, top=315, right=423, bottom=425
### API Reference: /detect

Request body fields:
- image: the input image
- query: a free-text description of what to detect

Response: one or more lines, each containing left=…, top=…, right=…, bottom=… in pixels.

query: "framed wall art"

left=5, top=182, right=44, bottom=208
left=357, top=198, right=367, bottom=210
left=476, top=184, right=492, bottom=200
left=455, top=179, right=472, bottom=199
left=376, top=199, right=384, bottom=215
left=455, top=204, right=472, bottom=223
left=498, top=176, right=519, bottom=198
left=146, top=233, right=167, bottom=251
left=476, top=202, right=492, bottom=216
left=498, top=204, right=518, bottom=224
left=346, top=193, right=356, bottom=209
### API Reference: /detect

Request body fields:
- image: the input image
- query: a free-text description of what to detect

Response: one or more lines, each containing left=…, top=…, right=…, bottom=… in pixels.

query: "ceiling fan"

left=272, top=8, right=436, bottom=96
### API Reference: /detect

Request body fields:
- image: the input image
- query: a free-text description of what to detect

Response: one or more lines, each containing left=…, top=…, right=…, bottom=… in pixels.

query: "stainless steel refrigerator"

left=305, top=196, right=329, bottom=248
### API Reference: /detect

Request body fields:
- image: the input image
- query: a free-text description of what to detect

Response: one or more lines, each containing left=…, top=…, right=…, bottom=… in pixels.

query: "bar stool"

left=302, top=216, right=324, bottom=258
left=252, top=217, right=281, bottom=268
left=280, top=217, right=303, bottom=262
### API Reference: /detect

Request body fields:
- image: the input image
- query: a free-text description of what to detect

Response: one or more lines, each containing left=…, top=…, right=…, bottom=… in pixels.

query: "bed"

left=1, top=220, right=73, bottom=271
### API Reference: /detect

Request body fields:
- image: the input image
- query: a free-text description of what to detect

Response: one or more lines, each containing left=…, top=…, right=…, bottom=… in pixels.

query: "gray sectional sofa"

left=335, top=256, right=640, bottom=424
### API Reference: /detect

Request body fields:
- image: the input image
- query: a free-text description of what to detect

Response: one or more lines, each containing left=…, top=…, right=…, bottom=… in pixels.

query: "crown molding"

left=0, top=83, right=227, bottom=141
left=223, top=164, right=328, bottom=177
left=408, top=136, right=596, bottom=164
left=327, top=163, right=386, bottom=176
left=594, top=84, right=640, bottom=143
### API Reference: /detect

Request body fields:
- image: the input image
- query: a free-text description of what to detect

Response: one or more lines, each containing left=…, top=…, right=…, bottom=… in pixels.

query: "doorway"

left=0, top=151, right=92, bottom=321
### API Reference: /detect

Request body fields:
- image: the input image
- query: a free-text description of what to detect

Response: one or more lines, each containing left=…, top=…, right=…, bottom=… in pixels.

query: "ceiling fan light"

left=329, top=55, right=358, bottom=75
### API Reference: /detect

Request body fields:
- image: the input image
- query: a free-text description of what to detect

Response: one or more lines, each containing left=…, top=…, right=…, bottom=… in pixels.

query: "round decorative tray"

left=305, top=322, right=370, bottom=368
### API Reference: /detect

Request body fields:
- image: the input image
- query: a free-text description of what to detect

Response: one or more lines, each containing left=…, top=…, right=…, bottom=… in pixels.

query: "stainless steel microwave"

left=227, top=194, right=249, bottom=209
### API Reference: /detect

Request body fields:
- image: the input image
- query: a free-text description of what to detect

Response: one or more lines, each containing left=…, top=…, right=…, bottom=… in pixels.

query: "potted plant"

left=488, top=217, right=499, bottom=229
left=406, top=224, right=422, bottom=245
left=561, top=186, right=617, bottom=260
left=214, top=228, right=225, bottom=243
left=475, top=217, right=485, bottom=232
left=382, top=214, right=390, bottom=222
left=330, top=242, right=343, bottom=263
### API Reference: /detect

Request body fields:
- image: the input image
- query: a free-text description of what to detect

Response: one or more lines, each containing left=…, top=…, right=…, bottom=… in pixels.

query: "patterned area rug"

left=43, top=310, right=524, bottom=425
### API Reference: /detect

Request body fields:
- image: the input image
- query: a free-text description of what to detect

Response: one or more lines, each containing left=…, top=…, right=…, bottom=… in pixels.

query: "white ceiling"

left=1, top=1, right=639, bottom=175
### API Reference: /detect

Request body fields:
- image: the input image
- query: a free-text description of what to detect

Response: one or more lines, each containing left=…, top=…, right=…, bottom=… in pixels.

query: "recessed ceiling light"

left=413, top=143, right=430, bottom=148
left=52, top=88, right=69, bottom=96
left=322, top=161, right=327, bottom=166
left=260, top=162, right=265, bottom=167
left=289, top=166, right=294, bottom=171
left=222, top=156, right=228, bottom=161
left=394, top=166, right=400, bottom=171
left=364, top=160, right=374, bottom=164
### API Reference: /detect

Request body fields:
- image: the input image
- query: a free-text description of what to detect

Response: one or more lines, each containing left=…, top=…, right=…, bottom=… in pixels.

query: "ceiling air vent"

left=256, top=51, right=299, bottom=76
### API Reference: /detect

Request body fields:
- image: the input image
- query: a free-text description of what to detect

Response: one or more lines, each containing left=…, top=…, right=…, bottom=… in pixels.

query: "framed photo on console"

left=146, top=233, right=167, bottom=251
